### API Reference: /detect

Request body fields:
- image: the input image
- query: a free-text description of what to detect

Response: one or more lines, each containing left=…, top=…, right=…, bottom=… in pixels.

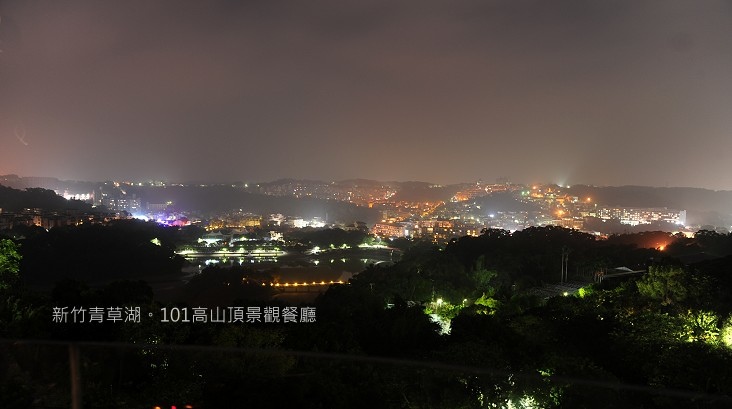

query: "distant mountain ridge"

left=127, top=185, right=380, bottom=224
left=0, top=185, right=92, bottom=212
left=567, top=185, right=732, bottom=213
left=3, top=175, right=732, bottom=225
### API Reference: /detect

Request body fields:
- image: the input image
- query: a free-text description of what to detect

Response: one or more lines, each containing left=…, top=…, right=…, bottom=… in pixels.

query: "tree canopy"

left=0, top=239, right=21, bottom=291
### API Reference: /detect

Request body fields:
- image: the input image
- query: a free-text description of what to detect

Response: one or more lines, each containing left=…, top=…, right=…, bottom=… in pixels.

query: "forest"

left=2, top=224, right=732, bottom=408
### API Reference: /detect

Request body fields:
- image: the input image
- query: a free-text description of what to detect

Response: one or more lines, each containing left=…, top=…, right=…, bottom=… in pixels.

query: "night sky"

left=1, top=1, right=731, bottom=188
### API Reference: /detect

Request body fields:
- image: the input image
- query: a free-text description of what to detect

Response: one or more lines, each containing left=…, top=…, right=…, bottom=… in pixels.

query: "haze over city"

left=1, top=0, right=731, bottom=188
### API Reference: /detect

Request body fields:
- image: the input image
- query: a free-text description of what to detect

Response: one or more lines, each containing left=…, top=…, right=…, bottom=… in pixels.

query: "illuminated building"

left=147, top=203, right=170, bottom=212
left=414, top=220, right=454, bottom=242
left=555, top=217, right=584, bottom=230
left=371, top=223, right=407, bottom=238
left=596, top=207, right=686, bottom=226
left=61, top=191, right=94, bottom=203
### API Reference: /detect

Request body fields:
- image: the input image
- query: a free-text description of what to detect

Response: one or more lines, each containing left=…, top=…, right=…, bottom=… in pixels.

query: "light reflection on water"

left=179, top=248, right=399, bottom=289
left=186, top=256, right=386, bottom=270
left=182, top=253, right=395, bottom=283
left=160, top=251, right=397, bottom=303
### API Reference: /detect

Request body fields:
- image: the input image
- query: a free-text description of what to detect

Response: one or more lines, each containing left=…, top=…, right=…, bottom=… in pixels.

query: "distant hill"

left=567, top=185, right=732, bottom=225
left=567, top=185, right=732, bottom=211
left=125, top=185, right=380, bottom=224
left=0, top=174, right=97, bottom=193
left=256, top=178, right=326, bottom=187
left=5, top=174, right=732, bottom=227
left=473, top=191, right=542, bottom=213
left=0, top=185, right=92, bottom=212
left=337, top=179, right=398, bottom=188
left=390, top=182, right=461, bottom=202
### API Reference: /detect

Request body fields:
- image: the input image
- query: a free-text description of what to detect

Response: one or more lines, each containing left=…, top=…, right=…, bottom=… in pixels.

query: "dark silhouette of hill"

left=473, top=191, right=541, bottom=213
left=125, top=185, right=380, bottom=224
left=568, top=185, right=732, bottom=226
left=0, top=174, right=98, bottom=193
left=338, top=178, right=391, bottom=187
left=19, top=220, right=184, bottom=288
left=390, top=182, right=461, bottom=202
left=0, top=185, right=92, bottom=212
left=567, top=185, right=732, bottom=212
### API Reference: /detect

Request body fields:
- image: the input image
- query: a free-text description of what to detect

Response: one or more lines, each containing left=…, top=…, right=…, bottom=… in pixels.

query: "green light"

left=722, top=320, right=732, bottom=348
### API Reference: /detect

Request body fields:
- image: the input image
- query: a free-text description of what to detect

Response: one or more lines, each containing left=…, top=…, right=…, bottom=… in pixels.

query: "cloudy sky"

left=1, top=0, right=731, bottom=188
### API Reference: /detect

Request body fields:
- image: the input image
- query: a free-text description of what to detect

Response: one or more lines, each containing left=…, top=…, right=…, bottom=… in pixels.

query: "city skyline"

left=1, top=1, right=731, bottom=188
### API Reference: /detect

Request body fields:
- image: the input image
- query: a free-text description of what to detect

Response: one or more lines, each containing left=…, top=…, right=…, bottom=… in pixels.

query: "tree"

left=636, top=265, right=688, bottom=306
left=0, top=239, right=21, bottom=292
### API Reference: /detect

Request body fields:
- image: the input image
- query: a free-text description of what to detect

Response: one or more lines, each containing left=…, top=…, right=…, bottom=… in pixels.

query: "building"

left=371, top=223, right=407, bottom=238
left=103, top=195, right=142, bottom=213
left=596, top=207, right=686, bottom=226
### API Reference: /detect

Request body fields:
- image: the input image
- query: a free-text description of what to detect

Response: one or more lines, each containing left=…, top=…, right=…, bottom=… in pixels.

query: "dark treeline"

left=2, top=226, right=732, bottom=408
left=9, top=220, right=197, bottom=288
left=0, top=186, right=93, bottom=212
left=287, top=227, right=370, bottom=248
